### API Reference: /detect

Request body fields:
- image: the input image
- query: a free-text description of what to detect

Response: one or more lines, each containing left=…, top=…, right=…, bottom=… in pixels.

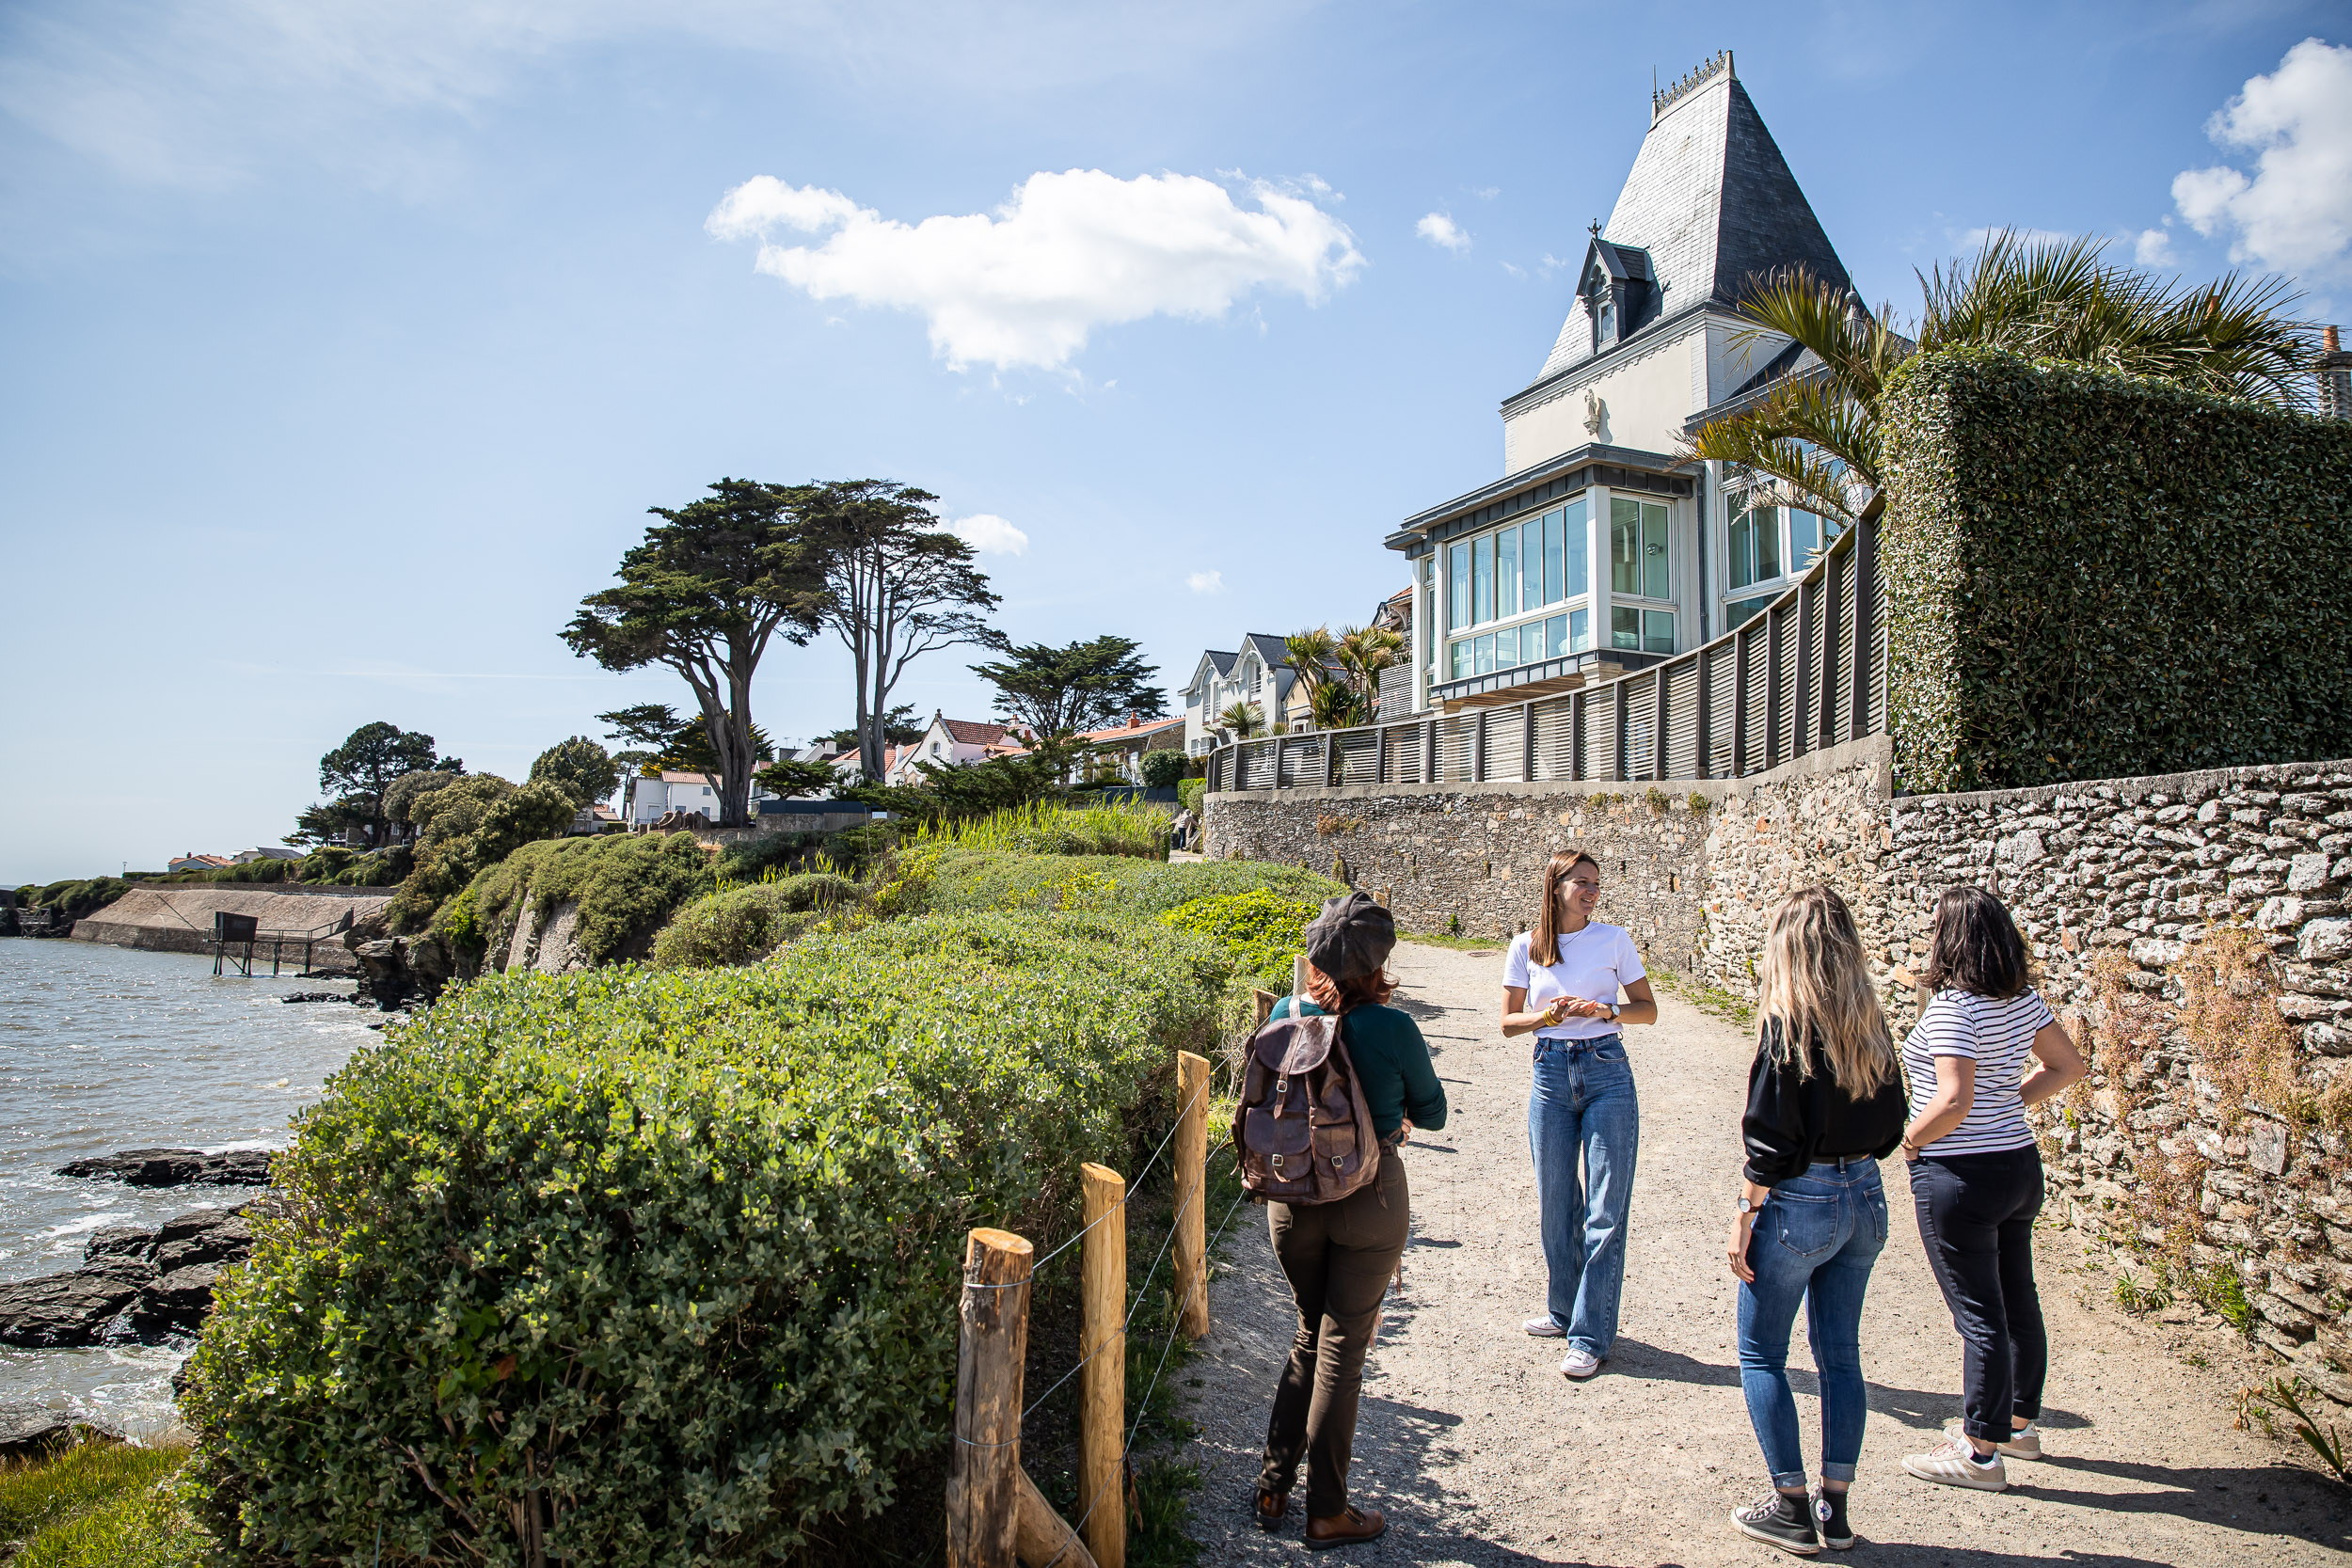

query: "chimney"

left=1127, top=710, right=1138, bottom=728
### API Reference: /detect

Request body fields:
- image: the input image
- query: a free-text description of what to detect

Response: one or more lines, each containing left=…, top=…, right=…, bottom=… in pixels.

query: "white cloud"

left=2133, top=225, right=2177, bottom=266
left=950, top=514, right=1027, bottom=555
left=707, top=170, right=1363, bottom=372
left=1186, top=570, right=1225, bottom=594
left=2171, top=38, right=2352, bottom=278
left=1416, top=212, right=1470, bottom=252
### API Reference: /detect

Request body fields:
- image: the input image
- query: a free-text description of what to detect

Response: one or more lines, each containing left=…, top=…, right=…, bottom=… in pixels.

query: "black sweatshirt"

left=1740, top=1018, right=1909, bottom=1186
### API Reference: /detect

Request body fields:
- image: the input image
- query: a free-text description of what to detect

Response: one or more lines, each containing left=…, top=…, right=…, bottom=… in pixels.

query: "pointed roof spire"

left=1526, top=56, right=1852, bottom=386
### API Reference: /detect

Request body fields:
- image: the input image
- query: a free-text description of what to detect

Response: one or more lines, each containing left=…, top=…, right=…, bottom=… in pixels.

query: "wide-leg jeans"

left=1737, top=1159, right=1889, bottom=1490
left=1527, top=1033, right=1638, bottom=1357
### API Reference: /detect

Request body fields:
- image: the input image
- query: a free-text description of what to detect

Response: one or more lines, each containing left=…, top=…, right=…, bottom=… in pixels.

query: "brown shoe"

left=1252, top=1486, right=1289, bottom=1531
left=1304, top=1505, right=1387, bottom=1549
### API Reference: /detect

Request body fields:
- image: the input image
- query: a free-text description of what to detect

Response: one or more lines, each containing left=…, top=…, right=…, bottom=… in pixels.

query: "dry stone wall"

left=1204, top=744, right=2352, bottom=1403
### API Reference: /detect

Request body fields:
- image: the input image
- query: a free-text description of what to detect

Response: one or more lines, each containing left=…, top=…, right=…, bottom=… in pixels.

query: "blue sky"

left=3, top=1, right=2346, bottom=882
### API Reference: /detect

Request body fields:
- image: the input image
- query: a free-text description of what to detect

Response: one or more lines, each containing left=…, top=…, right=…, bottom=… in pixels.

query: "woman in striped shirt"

left=1898, top=887, right=2088, bottom=1492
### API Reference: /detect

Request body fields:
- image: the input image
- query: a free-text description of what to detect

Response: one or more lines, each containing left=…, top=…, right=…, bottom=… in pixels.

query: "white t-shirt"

left=1901, top=988, right=2056, bottom=1156
left=1503, top=924, right=1647, bottom=1040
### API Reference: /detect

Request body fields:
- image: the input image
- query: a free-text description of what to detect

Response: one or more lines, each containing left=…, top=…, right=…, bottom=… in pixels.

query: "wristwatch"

left=1735, top=1196, right=1759, bottom=1218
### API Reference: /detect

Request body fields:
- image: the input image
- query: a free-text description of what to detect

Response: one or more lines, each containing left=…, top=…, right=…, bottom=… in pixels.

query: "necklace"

left=1549, top=921, right=1596, bottom=967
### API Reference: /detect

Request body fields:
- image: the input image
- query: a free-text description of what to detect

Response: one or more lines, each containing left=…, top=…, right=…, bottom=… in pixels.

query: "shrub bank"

left=182, top=909, right=1230, bottom=1566
left=912, top=845, right=1343, bottom=919
left=1880, top=348, right=2352, bottom=794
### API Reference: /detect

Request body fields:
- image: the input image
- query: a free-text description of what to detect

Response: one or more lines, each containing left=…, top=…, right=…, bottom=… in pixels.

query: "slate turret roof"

left=1529, top=53, right=1851, bottom=388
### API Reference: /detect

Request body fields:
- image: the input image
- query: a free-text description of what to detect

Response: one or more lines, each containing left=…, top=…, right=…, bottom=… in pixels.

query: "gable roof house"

left=1069, top=712, right=1186, bottom=784
left=883, top=713, right=1032, bottom=786
left=1182, top=634, right=1310, bottom=752
left=1383, top=52, right=1857, bottom=715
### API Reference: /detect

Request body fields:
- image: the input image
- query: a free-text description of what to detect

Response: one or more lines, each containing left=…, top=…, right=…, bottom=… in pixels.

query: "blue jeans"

left=1737, top=1160, right=1889, bottom=1490
left=1527, top=1034, right=1638, bottom=1356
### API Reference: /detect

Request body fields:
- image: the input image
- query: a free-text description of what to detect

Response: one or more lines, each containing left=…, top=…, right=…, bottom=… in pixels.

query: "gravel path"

left=1180, top=942, right=2349, bottom=1565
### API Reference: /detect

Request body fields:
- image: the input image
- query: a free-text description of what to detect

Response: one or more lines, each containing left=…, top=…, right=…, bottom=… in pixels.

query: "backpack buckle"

left=1270, top=1153, right=1284, bottom=1169
left=1275, top=1076, right=1289, bottom=1097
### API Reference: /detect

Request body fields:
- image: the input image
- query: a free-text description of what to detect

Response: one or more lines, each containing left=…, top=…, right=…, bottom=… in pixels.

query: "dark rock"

left=85, top=1226, right=157, bottom=1263
left=0, top=1264, right=149, bottom=1347
left=279, top=991, right=349, bottom=1005
left=55, top=1148, right=275, bottom=1187
left=122, top=1264, right=222, bottom=1342
left=0, top=1202, right=261, bottom=1348
left=0, top=1404, right=121, bottom=1462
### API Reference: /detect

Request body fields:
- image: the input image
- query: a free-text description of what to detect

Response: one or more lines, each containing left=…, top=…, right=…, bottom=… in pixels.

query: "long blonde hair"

left=1529, top=848, right=1599, bottom=964
left=1756, top=885, right=1895, bottom=1094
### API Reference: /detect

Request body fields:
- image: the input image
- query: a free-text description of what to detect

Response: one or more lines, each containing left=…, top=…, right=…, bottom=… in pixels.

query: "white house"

left=1069, top=714, right=1186, bottom=784
left=623, top=770, right=727, bottom=826
left=1182, top=634, right=1305, bottom=753
left=1385, top=52, right=1850, bottom=714
left=884, top=714, right=1029, bottom=785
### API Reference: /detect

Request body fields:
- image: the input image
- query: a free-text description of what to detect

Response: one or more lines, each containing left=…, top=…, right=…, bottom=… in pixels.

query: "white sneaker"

left=1558, top=1347, right=1601, bottom=1380
left=1522, top=1317, right=1566, bottom=1338
left=1902, top=1437, right=2006, bottom=1491
left=1944, top=1418, right=2041, bottom=1460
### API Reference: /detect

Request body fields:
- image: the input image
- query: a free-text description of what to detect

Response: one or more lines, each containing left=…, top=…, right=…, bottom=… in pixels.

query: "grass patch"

left=1398, top=930, right=1507, bottom=952
left=914, top=799, right=1172, bottom=859
left=1650, top=968, right=1756, bottom=1029
left=0, top=1440, right=196, bottom=1567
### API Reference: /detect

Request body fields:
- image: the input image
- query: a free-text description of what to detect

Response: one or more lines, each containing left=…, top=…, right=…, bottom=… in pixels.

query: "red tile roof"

left=940, top=717, right=1018, bottom=746
left=1073, top=715, right=1185, bottom=745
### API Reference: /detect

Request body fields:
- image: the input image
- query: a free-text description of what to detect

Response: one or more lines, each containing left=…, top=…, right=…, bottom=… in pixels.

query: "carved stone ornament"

left=1583, top=390, right=1606, bottom=436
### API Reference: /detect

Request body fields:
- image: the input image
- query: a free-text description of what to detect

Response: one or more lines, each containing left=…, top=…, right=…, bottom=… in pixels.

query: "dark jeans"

left=1910, top=1147, right=2048, bottom=1443
left=1261, top=1151, right=1410, bottom=1517
left=1738, top=1159, right=1888, bottom=1489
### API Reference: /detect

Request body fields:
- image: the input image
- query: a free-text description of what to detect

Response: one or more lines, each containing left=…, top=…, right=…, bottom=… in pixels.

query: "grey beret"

left=1303, top=891, right=1396, bottom=982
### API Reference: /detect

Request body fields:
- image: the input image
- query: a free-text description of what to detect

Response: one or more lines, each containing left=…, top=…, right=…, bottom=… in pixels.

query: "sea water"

left=0, top=939, right=373, bottom=1437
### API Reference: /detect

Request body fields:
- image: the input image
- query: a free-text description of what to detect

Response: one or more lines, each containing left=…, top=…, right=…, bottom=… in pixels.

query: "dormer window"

left=1581, top=237, right=1655, bottom=354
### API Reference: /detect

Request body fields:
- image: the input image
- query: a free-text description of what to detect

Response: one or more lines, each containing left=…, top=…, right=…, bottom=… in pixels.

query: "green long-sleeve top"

left=1270, top=994, right=1447, bottom=1139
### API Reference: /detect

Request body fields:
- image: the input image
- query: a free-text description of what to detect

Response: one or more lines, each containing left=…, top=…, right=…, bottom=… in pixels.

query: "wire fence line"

left=1021, top=1071, right=1215, bottom=1281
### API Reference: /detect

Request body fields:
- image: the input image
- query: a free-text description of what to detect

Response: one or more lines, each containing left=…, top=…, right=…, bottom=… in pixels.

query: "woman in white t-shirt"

left=1501, top=848, right=1657, bottom=1379
left=1896, top=886, right=2086, bottom=1493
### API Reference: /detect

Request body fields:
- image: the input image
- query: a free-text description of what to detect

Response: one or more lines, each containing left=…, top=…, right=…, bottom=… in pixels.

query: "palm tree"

left=1283, top=626, right=1339, bottom=706
left=1216, top=701, right=1265, bottom=739
left=1689, top=230, right=2316, bottom=523
left=1334, top=623, right=1406, bottom=717
left=1308, top=679, right=1371, bottom=731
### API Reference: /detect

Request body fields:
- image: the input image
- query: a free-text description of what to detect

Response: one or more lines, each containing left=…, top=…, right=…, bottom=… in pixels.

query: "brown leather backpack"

left=1233, top=1010, right=1381, bottom=1204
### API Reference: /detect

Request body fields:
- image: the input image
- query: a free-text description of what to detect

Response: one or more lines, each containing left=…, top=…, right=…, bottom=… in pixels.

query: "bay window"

left=1439, top=497, right=1594, bottom=682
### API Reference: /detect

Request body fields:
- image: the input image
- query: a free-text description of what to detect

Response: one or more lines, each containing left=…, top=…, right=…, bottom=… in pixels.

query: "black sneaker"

left=1811, top=1487, right=1852, bottom=1550
left=1730, top=1490, right=1820, bottom=1556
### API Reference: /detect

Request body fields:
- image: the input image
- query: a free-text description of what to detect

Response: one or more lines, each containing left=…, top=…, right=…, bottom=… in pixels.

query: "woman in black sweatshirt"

left=1724, top=886, right=1908, bottom=1557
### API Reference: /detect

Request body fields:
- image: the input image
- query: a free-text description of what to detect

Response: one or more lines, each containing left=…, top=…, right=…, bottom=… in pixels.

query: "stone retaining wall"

left=1204, top=745, right=2352, bottom=1402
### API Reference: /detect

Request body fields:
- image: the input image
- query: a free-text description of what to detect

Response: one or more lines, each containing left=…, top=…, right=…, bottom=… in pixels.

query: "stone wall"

left=1204, top=745, right=2352, bottom=1403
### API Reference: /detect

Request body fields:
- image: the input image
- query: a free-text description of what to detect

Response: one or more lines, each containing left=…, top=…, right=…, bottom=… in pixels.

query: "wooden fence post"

left=946, top=1227, right=1033, bottom=1568
left=1173, top=1052, right=1212, bottom=1339
left=1078, top=1164, right=1126, bottom=1568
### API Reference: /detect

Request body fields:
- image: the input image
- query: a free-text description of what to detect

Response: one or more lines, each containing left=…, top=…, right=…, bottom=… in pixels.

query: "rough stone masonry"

left=1204, top=739, right=2352, bottom=1405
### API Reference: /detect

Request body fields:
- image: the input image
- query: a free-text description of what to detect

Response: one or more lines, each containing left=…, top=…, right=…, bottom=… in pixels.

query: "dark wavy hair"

left=1919, top=885, right=2029, bottom=999
left=1304, top=958, right=1397, bottom=1015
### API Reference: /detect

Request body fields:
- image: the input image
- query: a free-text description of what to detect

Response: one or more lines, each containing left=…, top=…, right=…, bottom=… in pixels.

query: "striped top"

left=1901, top=988, right=2057, bottom=1157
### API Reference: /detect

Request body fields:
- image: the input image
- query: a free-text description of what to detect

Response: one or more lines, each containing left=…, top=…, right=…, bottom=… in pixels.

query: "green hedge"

left=181, top=909, right=1228, bottom=1566
left=454, top=832, right=714, bottom=969
left=914, top=846, right=1343, bottom=918
left=1881, top=348, right=2352, bottom=792
left=650, top=874, right=860, bottom=970
left=1160, top=889, right=1320, bottom=990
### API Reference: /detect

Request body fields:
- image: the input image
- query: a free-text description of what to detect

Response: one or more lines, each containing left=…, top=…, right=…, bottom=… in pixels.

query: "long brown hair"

left=1529, top=848, right=1600, bottom=965
left=1756, top=885, right=1896, bottom=1094
left=1304, top=959, right=1396, bottom=1015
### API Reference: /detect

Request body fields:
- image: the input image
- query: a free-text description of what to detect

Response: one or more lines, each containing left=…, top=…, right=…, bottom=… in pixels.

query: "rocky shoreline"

left=1, top=1147, right=276, bottom=1352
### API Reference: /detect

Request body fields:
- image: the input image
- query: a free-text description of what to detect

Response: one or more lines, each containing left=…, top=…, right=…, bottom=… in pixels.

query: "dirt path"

left=1181, top=942, right=2349, bottom=1566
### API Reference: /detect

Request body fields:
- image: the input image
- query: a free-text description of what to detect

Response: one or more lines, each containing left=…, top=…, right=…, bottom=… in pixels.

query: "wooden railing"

left=1207, top=514, right=1883, bottom=792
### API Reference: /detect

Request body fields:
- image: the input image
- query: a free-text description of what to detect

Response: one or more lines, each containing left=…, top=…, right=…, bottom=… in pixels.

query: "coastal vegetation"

left=0, top=1436, right=197, bottom=1567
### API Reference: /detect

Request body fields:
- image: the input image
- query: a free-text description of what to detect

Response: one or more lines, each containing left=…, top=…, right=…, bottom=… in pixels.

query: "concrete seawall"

left=71, top=886, right=395, bottom=972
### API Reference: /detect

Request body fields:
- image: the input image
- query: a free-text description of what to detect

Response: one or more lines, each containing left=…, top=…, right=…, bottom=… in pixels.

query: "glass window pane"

left=1448, top=543, right=1470, bottom=631
left=1449, top=638, right=1468, bottom=680
left=1644, top=609, right=1675, bottom=654
left=1610, top=497, right=1642, bottom=594
left=1474, top=632, right=1496, bottom=674
left=1496, top=527, right=1518, bottom=620
left=1643, top=501, right=1670, bottom=600
left=1756, top=505, right=1781, bottom=579
left=1728, top=511, right=1753, bottom=592
left=1520, top=522, right=1542, bottom=611
left=1545, top=613, right=1566, bottom=658
left=1612, top=604, right=1641, bottom=649
left=1724, top=594, right=1770, bottom=631
left=1565, top=498, right=1588, bottom=600
left=1543, top=510, right=1565, bottom=605
left=1788, top=510, right=1819, bottom=567
left=1474, top=534, right=1494, bottom=624
left=1569, top=607, right=1590, bottom=653
left=1495, top=627, right=1518, bottom=670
